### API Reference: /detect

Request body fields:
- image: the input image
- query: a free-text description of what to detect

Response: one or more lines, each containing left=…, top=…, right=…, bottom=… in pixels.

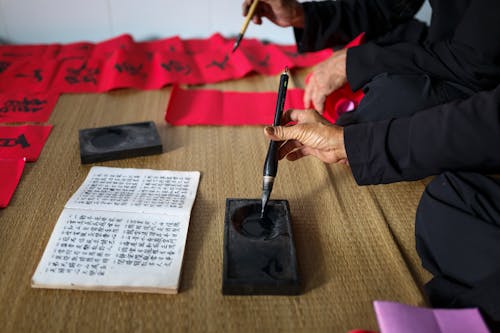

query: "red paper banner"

left=0, top=33, right=364, bottom=126
left=0, top=92, right=59, bottom=123
left=165, top=84, right=364, bottom=126
left=0, top=33, right=348, bottom=93
left=0, top=125, right=53, bottom=161
left=0, top=59, right=59, bottom=93
left=0, top=158, right=25, bottom=208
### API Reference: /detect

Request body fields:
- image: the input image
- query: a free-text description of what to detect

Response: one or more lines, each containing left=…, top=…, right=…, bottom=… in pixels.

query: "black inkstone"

left=79, top=121, right=163, bottom=164
left=223, top=198, right=300, bottom=295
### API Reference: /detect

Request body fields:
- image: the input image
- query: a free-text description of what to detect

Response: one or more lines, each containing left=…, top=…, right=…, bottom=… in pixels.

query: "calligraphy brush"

left=232, top=0, right=260, bottom=53
left=261, top=67, right=289, bottom=218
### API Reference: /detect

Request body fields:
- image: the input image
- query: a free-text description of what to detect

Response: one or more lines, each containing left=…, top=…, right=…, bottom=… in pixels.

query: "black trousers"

left=416, top=172, right=500, bottom=328
left=338, top=73, right=500, bottom=328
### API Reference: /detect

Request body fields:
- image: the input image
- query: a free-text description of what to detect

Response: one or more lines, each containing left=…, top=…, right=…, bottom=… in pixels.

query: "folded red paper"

left=0, top=158, right=25, bottom=208
left=0, top=125, right=53, bottom=161
left=166, top=85, right=300, bottom=126
left=0, top=92, right=59, bottom=123
left=165, top=84, right=363, bottom=126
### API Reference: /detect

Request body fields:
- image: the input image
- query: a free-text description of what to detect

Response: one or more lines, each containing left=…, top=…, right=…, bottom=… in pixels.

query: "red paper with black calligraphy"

left=0, top=92, right=59, bottom=123
left=0, top=59, right=59, bottom=93
left=0, top=33, right=342, bottom=93
left=0, top=125, right=52, bottom=161
left=51, top=58, right=104, bottom=93
left=0, top=158, right=25, bottom=208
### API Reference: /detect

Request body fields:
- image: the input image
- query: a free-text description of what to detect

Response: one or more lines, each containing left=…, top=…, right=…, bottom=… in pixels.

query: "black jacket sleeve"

left=294, top=0, right=424, bottom=52
left=345, top=0, right=500, bottom=91
left=344, top=85, right=500, bottom=185
left=296, top=1, right=500, bottom=91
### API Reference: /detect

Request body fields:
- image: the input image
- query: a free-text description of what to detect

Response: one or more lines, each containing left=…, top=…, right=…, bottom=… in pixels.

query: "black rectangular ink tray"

left=222, top=198, right=300, bottom=295
left=79, top=121, right=163, bottom=164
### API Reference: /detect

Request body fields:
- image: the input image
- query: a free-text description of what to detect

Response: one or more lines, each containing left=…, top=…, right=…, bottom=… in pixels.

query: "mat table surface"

left=0, top=69, right=432, bottom=332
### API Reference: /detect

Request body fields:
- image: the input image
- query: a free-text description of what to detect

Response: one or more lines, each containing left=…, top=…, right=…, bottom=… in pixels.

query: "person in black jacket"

left=242, top=0, right=500, bottom=327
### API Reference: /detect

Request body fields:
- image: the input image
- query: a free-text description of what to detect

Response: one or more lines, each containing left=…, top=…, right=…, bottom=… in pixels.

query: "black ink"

left=0, top=98, right=47, bottom=114
left=0, top=134, right=30, bottom=148
left=283, top=51, right=300, bottom=58
left=114, top=62, right=146, bottom=78
left=15, top=69, right=43, bottom=82
left=65, top=62, right=99, bottom=85
left=161, top=60, right=191, bottom=75
left=206, top=55, right=229, bottom=70
left=0, top=61, right=10, bottom=74
left=248, top=54, right=270, bottom=67
left=145, top=52, right=154, bottom=61
left=59, top=56, right=86, bottom=62
left=2, top=52, right=33, bottom=58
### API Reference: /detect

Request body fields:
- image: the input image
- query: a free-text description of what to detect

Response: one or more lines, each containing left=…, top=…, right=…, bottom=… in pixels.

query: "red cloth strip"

left=0, top=158, right=25, bottom=208
left=0, top=125, right=52, bottom=161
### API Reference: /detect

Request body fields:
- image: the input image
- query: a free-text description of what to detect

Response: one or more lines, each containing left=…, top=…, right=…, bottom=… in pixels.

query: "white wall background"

left=0, top=0, right=431, bottom=45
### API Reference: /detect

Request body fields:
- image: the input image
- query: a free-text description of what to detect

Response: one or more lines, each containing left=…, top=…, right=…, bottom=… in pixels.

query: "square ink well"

left=79, top=121, right=163, bottom=164
left=223, top=198, right=300, bottom=295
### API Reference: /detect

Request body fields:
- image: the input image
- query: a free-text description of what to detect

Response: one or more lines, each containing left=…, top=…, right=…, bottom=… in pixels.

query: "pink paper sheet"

left=373, top=301, right=490, bottom=333
left=165, top=84, right=363, bottom=126
left=0, top=158, right=25, bottom=208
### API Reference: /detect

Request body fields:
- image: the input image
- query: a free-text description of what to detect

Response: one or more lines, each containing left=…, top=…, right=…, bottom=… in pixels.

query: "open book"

left=32, top=166, right=200, bottom=294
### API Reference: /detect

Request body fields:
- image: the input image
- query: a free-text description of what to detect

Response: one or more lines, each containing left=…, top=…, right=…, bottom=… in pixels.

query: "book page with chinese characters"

left=66, top=166, right=200, bottom=215
left=32, top=166, right=200, bottom=294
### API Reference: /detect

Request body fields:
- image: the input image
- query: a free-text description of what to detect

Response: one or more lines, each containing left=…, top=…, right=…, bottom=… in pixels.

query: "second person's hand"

left=304, top=48, right=348, bottom=113
left=241, top=0, right=305, bottom=28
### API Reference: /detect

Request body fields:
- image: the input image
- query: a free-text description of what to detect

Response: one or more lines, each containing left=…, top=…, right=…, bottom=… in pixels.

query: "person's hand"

left=241, top=0, right=304, bottom=28
left=264, top=109, right=348, bottom=164
left=304, top=48, right=348, bottom=114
